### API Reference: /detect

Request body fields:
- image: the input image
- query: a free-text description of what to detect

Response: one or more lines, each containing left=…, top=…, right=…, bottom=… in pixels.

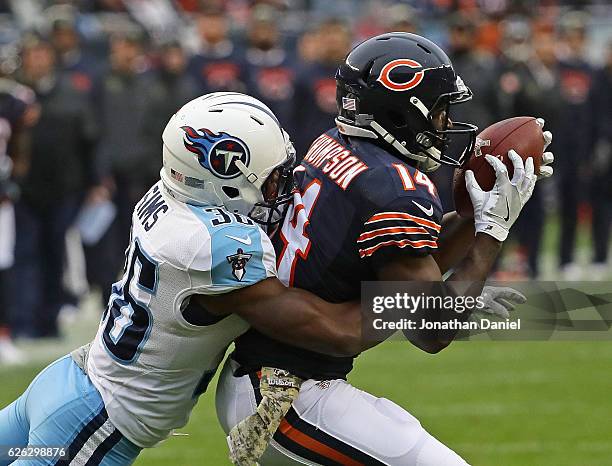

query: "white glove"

left=536, top=118, right=554, bottom=179
left=478, top=286, right=526, bottom=319
left=466, top=151, right=537, bottom=242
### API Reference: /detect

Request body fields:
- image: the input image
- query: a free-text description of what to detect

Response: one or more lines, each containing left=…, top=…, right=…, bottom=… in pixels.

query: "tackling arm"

left=193, top=278, right=361, bottom=357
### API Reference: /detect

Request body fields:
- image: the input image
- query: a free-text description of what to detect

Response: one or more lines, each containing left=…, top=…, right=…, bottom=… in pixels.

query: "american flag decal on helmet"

left=342, top=97, right=357, bottom=111
left=170, top=168, right=184, bottom=182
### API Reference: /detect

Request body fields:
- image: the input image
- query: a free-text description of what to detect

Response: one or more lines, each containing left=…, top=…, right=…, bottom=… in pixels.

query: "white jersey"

left=86, top=181, right=276, bottom=448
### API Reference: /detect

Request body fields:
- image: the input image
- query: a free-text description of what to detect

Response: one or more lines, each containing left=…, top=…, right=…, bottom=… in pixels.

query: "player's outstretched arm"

left=374, top=252, right=454, bottom=354
left=374, top=151, right=538, bottom=354
left=434, top=122, right=553, bottom=273
left=194, top=279, right=361, bottom=357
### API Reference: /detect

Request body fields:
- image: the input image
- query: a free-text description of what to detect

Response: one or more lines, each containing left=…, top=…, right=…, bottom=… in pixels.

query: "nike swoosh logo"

left=490, top=198, right=510, bottom=222
left=503, top=198, right=510, bottom=221
left=226, top=234, right=252, bottom=245
left=412, top=200, right=434, bottom=217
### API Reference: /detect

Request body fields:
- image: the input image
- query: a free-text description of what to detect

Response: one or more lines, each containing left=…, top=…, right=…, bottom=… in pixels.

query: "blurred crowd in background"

left=0, top=0, right=610, bottom=362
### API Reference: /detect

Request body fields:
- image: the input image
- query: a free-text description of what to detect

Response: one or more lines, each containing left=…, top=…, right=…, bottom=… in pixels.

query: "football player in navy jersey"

left=217, top=33, right=554, bottom=465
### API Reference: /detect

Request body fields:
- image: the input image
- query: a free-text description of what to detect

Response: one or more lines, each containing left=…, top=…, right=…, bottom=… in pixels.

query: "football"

left=453, top=116, right=544, bottom=218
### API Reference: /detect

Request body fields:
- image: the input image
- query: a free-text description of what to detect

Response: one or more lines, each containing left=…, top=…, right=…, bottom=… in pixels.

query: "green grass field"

left=1, top=340, right=611, bottom=466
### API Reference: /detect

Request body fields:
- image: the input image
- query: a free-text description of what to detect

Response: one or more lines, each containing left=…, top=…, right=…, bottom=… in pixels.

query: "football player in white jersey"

left=0, top=93, right=363, bottom=465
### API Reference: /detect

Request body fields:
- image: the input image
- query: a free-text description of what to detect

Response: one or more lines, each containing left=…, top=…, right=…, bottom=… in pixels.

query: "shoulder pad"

left=187, top=206, right=277, bottom=293
left=353, top=162, right=441, bottom=213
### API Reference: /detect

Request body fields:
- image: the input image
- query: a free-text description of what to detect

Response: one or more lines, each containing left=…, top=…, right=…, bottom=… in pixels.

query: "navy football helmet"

left=335, top=32, right=478, bottom=172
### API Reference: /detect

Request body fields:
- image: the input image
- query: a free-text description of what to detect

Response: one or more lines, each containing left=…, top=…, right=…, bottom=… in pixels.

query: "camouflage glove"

left=227, top=367, right=303, bottom=466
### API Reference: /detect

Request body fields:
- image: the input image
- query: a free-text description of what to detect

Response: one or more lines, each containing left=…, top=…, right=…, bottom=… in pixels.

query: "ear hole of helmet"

left=388, top=110, right=407, bottom=128
left=222, top=186, right=240, bottom=198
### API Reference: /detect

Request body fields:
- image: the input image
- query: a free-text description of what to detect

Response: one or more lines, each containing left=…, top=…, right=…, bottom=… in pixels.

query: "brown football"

left=453, top=116, right=544, bottom=218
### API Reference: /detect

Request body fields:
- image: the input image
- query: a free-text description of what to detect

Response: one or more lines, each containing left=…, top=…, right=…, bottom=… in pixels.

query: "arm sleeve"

left=358, top=195, right=442, bottom=265
left=190, top=222, right=277, bottom=295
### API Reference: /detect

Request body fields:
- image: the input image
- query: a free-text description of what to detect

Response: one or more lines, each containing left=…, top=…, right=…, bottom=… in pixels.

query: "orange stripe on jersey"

left=278, top=419, right=364, bottom=466
left=365, top=212, right=441, bottom=232
left=357, top=226, right=429, bottom=242
left=359, top=238, right=438, bottom=258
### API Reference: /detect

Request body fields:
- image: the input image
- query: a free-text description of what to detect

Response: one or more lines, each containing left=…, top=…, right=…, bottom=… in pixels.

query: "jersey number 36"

left=101, top=238, right=158, bottom=364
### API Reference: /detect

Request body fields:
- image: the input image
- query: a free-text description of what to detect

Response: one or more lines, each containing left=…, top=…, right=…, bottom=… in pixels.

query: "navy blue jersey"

left=292, top=62, right=339, bottom=158
left=187, top=44, right=246, bottom=94
left=0, top=79, right=32, bottom=131
left=233, top=128, right=443, bottom=379
left=241, top=48, right=297, bottom=133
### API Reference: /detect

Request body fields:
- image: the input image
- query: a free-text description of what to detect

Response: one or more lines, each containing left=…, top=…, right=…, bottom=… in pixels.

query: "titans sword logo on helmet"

left=181, top=126, right=250, bottom=179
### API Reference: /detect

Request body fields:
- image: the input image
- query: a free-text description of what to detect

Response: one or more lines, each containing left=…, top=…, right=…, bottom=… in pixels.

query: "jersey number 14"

left=277, top=179, right=322, bottom=286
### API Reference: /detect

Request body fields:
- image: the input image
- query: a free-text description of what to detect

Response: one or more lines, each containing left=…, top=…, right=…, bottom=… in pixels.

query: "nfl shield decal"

left=181, top=126, right=250, bottom=179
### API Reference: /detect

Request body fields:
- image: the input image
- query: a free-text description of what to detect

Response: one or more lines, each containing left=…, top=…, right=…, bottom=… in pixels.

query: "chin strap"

left=335, top=117, right=378, bottom=139
left=336, top=117, right=441, bottom=172
left=235, top=160, right=259, bottom=184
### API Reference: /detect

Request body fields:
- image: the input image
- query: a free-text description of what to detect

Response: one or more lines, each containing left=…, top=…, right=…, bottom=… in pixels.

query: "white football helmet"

left=161, top=92, right=296, bottom=228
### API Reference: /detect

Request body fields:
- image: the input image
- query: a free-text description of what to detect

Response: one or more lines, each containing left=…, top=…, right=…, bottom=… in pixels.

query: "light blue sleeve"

left=188, top=205, right=276, bottom=291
